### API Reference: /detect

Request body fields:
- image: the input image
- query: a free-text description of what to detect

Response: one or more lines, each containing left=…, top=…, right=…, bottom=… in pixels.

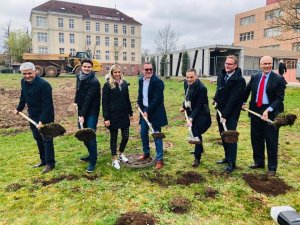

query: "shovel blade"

left=151, top=132, right=166, bottom=139
left=187, top=137, right=202, bottom=145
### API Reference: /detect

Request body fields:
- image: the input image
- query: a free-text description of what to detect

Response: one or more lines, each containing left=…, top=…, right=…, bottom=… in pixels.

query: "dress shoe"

left=86, top=163, right=96, bottom=173
left=33, top=162, right=46, bottom=168
left=41, top=165, right=54, bottom=174
left=224, top=163, right=236, bottom=173
left=249, top=163, right=265, bottom=169
left=138, top=154, right=150, bottom=161
left=155, top=160, right=164, bottom=170
left=267, top=171, right=276, bottom=177
left=192, top=159, right=200, bottom=167
left=216, top=158, right=228, bottom=164
left=80, top=156, right=90, bottom=162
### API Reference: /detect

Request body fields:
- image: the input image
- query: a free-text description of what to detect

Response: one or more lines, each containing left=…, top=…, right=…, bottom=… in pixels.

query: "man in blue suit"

left=137, top=62, right=168, bottom=169
left=243, top=56, right=286, bottom=177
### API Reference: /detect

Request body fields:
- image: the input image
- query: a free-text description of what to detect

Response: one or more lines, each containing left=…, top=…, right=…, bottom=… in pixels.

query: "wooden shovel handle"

left=18, top=111, right=38, bottom=127
left=243, top=108, right=274, bottom=124
left=137, top=106, right=155, bottom=133
left=216, top=109, right=228, bottom=131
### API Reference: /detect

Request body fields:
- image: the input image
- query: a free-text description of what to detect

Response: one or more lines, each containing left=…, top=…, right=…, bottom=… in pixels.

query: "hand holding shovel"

left=137, top=106, right=165, bottom=139
left=216, top=109, right=239, bottom=143
left=184, top=110, right=201, bottom=145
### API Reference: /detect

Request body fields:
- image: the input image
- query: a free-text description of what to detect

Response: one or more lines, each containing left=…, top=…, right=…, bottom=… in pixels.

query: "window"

left=38, top=47, right=48, bottom=53
left=264, top=27, right=281, bottom=38
left=259, top=45, right=280, bottom=49
left=131, top=52, right=135, bottom=62
left=114, top=37, right=118, bottom=47
left=105, top=50, right=110, bottom=60
left=96, top=36, right=100, bottom=46
left=131, top=39, right=135, bottom=48
left=59, top=33, right=64, bottom=43
left=123, top=25, right=127, bottom=34
left=240, top=15, right=255, bottom=26
left=123, top=38, right=127, bottom=47
left=86, top=21, right=91, bottom=31
left=58, top=18, right=64, bottom=28
left=86, top=35, right=91, bottom=46
left=105, top=65, right=110, bottom=71
left=59, top=48, right=65, bottom=54
left=36, top=16, right=46, bottom=27
left=293, top=42, right=300, bottom=52
left=37, top=32, right=47, bottom=42
left=123, top=51, right=127, bottom=61
left=265, top=9, right=282, bottom=20
left=296, top=4, right=300, bottom=14
left=105, top=24, right=109, bottom=32
left=95, top=50, right=101, bottom=60
left=69, top=19, right=74, bottom=29
left=114, top=24, right=118, bottom=33
left=70, top=33, right=75, bottom=44
left=131, top=26, right=135, bottom=35
left=96, top=22, right=100, bottom=32
left=105, top=37, right=109, bottom=46
left=239, top=31, right=254, bottom=41
left=70, top=48, right=76, bottom=56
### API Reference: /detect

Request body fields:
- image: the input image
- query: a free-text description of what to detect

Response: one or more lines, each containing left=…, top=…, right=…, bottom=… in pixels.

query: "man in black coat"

left=243, top=55, right=286, bottom=177
left=278, top=59, right=287, bottom=76
left=14, top=62, right=55, bottom=174
left=213, top=55, right=246, bottom=173
left=137, top=62, right=168, bottom=170
left=180, top=68, right=211, bottom=167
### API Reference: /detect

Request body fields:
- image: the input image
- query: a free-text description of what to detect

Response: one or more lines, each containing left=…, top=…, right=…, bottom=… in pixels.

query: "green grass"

left=0, top=74, right=299, bottom=225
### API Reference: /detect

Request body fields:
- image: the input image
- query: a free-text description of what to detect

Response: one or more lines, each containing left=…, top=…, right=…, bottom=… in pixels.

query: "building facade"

left=30, top=0, right=142, bottom=75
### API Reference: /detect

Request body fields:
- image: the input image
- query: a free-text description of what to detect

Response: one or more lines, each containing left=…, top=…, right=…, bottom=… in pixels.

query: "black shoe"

left=33, top=162, right=46, bottom=168
left=216, top=158, right=228, bottom=164
left=267, top=171, right=276, bottom=177
left=249, top=163, right=265, bottom=169
left=224, top=163, right=236, bottom=173
left=80, top=156, right=90, bottom=162
left=41, top=165, right=55, bottom=174
left=192, top=159, right=200, bottom=167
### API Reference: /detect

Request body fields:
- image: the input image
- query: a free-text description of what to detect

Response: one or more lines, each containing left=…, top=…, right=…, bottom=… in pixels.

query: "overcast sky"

left=0, top=0, right=265, bottom=53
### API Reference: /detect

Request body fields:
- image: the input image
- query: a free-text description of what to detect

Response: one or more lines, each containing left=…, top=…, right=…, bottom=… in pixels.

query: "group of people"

left=14, top=54, right=287, bottom=177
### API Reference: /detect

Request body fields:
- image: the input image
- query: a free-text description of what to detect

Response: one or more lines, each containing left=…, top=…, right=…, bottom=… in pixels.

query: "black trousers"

left=110, top=127, right=129, bottom=156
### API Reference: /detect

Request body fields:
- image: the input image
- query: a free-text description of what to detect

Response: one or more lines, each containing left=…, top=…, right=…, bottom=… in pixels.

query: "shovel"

left=137, top=106, right=165, bottom=139
left=18, top=111, right=66, bottom=139
left=184, top=110, right=201, bottom=145
left=74, top=119, right=96, bottom=142
left=216, top=109, right=239, bottom=143
left=243, top=107, right=297, bottom=127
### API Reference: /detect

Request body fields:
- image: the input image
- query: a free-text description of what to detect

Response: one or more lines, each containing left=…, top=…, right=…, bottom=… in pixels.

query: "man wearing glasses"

left=243, top=56, right=286, bottom=177
left=137, top=62, right=168, bottom=169
left=14, top=62, right=56, bottom=174
left=213, top=55, right=246, bottom=173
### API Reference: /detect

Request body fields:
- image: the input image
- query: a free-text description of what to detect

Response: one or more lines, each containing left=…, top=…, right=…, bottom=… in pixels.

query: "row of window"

left=239, top=27, right=282, bottom=42
left=36, top=16, right=136, bottom=35
left=37, top=32, right=136, bottom=48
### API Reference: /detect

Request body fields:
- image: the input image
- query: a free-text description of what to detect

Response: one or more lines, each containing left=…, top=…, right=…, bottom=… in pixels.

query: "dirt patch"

left=176, top=171, right=205, bottom=185
left=5, top=183, right=24, bottom=192
left=205, top=187, right=218, bottom=198
left=142, top=172, right=175, bottom=187
left=242, top=173, right=293, bottom=196
left=115, top=211, right=156, bottom=225
left=0, top=129, right=23, bottom=136
left=207, top=137, right=223, bottom=146
left=82, top=174, right=99, bottom=180
left=169, top=197, right=191, bottom=214
left=32, top=174, right=99, bottom=186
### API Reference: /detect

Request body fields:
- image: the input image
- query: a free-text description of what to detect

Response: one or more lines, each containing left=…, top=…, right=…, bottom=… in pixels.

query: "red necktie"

left=257, top=75, right=266, bottom=107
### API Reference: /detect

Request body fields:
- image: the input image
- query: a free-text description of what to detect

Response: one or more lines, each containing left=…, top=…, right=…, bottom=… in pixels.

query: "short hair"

left=186, top=68, right=197, bottom=74
left=81, top=58, right=93, bottom=67
left=226, top=55, right=238, bottom=64
left=143, top=62, right=152, bottom=67
left=20, top=62, right=35, bottom=71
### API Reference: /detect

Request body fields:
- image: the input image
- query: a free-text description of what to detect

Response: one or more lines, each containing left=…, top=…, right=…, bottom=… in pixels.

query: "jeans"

left=79, top=115, right=98, bottom=164
left=140, top=118, right=163, bottom=161
left=192, top=126, right=203, bottom=161
left=30, top=123, right=55, bottom=166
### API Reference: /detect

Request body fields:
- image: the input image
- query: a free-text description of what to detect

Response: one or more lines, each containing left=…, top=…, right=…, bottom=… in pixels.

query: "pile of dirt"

left=176, top=171, right=205, bottom=185
left=32, top=174, right=99, bottom=186
left=221, top=130, right=239, bottom=143
left=5, top=183, right=24, bottom=192
left=242, top=173, right=293, bottom=196
left=169, top=197, right=191, bottom=214
left=115, top=211, right=155, bottom=225
left=142, top=172, right=175, bottom=187
left=205, top=187, right=218, bottom=198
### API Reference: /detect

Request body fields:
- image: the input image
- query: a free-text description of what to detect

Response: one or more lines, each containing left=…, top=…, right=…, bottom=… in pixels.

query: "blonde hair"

left=226, top=55, right=238, bottom=65
left=108, top=64, right=123, bottom=89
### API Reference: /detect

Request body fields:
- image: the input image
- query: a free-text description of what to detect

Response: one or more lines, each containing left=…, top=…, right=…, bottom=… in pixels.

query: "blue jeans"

left=140, top=118, right=163, bottom=161
left=79, top=115, right=98, bottom=164
left=30, top=123, right=55, bottom=166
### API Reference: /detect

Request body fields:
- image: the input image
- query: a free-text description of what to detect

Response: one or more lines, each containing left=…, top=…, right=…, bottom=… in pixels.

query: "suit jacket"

left=138, top=75, right=168, bottom=128
left=243, top=71, right=286, bottom=116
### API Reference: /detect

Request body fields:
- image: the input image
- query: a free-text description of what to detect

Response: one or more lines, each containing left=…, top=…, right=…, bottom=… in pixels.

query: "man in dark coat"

left=278, top=59, right=287, bottom=76
left=75, top=58, right=101, bottom=173
left=180, top=68, right=211, bottom=167
left=137, top=62, right=168, bottom=169
left=14, top=62, right=55, bottom=174
left=213, top=55, right=246, bottom=173
left=243, top=55, right=286, bottom=177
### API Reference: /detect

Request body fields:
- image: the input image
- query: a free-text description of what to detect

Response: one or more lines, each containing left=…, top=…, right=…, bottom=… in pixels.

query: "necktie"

left=224, top=74, right=229, bottom=82
left=257, top=75, right=266, bottom=107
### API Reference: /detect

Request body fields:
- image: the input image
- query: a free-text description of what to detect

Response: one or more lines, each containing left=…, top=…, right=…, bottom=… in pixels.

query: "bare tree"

left=154, top=23, right=179, bottom=56
left=141, top=48, right=150, bottom=64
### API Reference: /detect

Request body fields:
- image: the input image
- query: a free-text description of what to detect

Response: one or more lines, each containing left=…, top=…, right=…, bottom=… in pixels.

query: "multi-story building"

left=30, top=0, right=142, bottom=75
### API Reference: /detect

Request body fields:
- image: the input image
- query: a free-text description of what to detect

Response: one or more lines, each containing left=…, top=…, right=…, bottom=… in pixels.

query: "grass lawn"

left=0, top=74, right=299, bottom=225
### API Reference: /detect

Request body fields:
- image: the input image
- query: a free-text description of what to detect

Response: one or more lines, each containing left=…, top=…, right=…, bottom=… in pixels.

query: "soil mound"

left=115, top=211, right=155, bottom=225
left=176, top=171, right=205, bottom=185
left=169, top=197, right=191, bottom=214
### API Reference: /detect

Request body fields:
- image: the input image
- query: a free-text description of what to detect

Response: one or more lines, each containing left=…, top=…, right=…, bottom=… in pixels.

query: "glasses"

left=261, top=63, right=272, bottom=66
left=144, top=68, right=153, bottom=72
left=225, top=63, right=235, bottom=66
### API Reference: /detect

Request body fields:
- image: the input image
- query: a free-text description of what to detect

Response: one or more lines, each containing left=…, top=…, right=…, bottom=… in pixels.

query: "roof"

left=32, top=0, right=142, bottom=25
left=244, top=47, right=300, bottom=59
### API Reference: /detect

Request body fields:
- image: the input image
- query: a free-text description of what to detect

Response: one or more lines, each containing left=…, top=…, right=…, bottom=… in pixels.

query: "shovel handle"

left=243, top=108, right=274, bottom=124
left=18, top=111, right=38, bottom=127
left=216, top=109, right=228, bottom=131
left=184, top=110, right=195, bottom=138
left=137, top=106, right=155, bottom=133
